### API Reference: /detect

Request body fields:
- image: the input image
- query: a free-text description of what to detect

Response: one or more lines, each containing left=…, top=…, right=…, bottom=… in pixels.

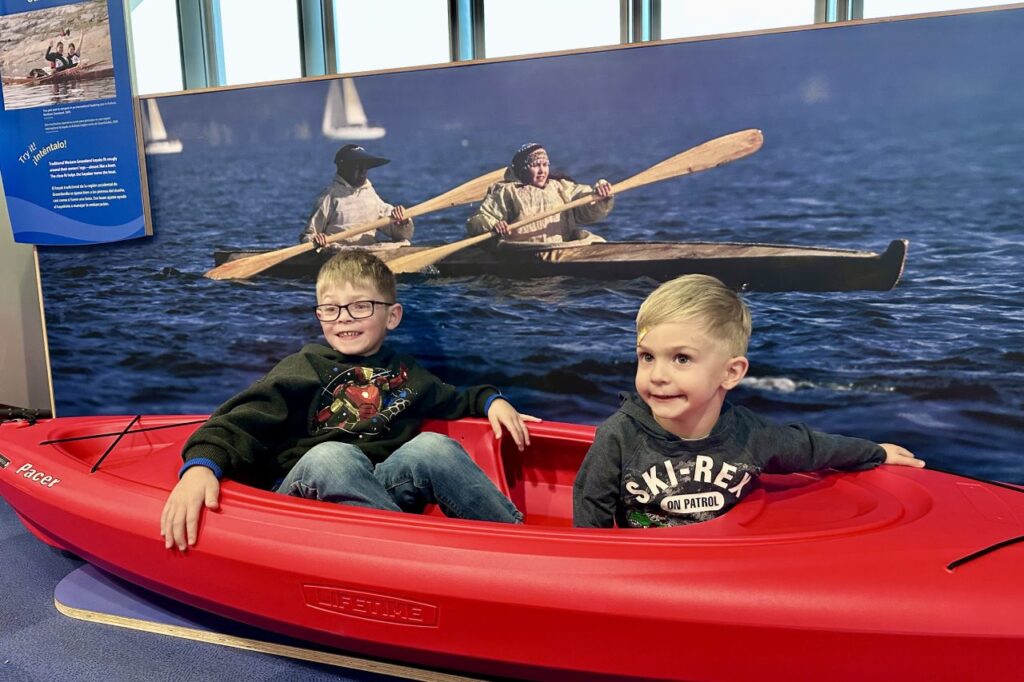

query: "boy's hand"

left=487, top=398, right=541, bottom=451
left=880, top=443, right=925, bottom=468
left=161, top=466, right=220, bottom=551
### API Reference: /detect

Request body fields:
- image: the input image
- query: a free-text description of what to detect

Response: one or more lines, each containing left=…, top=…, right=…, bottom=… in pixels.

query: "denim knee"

left=398, top=432, right=471, bottom=479
left=293, top=441, right=371, bottom=478
left=278, top=441, right=372, bottom=499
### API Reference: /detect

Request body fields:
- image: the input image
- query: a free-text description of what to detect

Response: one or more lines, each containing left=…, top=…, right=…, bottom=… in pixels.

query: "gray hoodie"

left=573, top=393, right=885, bottom=528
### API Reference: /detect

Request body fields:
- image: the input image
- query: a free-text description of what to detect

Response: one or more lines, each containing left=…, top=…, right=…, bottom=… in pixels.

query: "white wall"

left=0, top=174, right=54, bottom=414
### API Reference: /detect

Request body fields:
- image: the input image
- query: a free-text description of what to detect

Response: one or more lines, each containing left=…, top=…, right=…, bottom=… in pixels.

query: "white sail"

left=143, top=99, right=183, bottom=155
left=147, top=99, right=168, bottom=140
left=321, top=78, right=385, bottom=140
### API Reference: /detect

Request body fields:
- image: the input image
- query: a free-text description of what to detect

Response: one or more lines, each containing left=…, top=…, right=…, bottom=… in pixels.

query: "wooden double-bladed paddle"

left=386, top=129, right=765, bottom=275
left=204, top=167, right=507, bottom=280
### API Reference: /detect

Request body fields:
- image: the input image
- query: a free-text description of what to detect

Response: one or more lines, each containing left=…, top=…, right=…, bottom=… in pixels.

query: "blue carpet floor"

left=0, top=497, right=418, bottom=682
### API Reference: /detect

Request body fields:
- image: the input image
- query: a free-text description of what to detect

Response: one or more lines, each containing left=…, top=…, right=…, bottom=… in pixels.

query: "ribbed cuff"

left=179, top=458, right=223, bottom=479
left=484, top=392, right=504, bottom=414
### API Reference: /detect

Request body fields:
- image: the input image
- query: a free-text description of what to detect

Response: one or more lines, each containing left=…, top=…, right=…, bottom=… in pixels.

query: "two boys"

left=162, top=255, right=921, bottom=545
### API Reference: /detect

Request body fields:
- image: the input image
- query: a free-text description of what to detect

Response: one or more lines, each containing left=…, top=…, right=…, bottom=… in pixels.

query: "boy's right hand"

left=880, top=443, right=925, bottom=468
left=161, top=466, right=220, bottom=550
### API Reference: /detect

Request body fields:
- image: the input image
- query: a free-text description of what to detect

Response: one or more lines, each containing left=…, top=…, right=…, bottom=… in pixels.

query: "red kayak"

left=1, top=415, right=1021, bottom=681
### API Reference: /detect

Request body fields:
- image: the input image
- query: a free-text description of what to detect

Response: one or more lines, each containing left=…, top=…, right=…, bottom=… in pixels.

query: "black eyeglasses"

left=315, top=300, right=392, bottom=321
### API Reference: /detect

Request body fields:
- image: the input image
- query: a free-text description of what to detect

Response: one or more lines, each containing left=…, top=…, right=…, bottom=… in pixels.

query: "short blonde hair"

left=636, top=274, right=751, bottom=356
left=316, top=249, right=397, bottom=301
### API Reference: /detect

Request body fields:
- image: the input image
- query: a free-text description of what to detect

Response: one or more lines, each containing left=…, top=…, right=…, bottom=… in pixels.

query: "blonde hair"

left=636, top=274, right=751, bottom=356
left=316, top=249, right=397, bottom=301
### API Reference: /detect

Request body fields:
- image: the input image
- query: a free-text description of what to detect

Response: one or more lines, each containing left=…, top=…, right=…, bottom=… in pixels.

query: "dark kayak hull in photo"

left=213, top=239, right=908, bottom=291
left=0, top=414, right=1021, bottom=681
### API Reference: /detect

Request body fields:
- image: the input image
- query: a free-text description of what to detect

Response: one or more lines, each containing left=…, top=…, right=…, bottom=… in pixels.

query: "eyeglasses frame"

left=314, top=300, right=394, bottom=322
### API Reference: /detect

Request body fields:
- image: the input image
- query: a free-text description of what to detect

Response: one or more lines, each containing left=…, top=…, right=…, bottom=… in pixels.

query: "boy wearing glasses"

left=161, top=250, right=535, bottom=551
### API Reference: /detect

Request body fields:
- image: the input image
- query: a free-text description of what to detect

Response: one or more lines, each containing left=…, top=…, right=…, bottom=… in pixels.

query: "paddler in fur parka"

left=466, top=143, right=614, bottom=244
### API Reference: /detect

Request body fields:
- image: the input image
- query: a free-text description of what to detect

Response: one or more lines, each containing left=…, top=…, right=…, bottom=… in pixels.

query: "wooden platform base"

left=54, top=564, right=480, bottom=682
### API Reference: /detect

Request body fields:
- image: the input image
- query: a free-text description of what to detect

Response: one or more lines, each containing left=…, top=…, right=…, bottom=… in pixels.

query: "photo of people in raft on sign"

left=0, top=0, right=115, bottom=111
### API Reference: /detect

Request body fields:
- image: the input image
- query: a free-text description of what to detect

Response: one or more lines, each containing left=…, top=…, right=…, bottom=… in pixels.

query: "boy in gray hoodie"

left=573, top=274, right=923, bottom=528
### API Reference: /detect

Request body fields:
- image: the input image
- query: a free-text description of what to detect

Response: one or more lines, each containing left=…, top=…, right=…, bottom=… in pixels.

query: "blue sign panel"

left=0, top=0, right=148, bottom=244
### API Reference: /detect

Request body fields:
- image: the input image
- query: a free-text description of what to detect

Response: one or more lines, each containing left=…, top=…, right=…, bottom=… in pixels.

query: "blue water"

left=36, top=110, right=1024, bottom=485
left=35, top=13, right=1024, bottom=485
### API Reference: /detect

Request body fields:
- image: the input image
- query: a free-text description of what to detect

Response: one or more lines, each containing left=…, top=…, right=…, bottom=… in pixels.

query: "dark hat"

left=334, top=144, right=389, bottom=169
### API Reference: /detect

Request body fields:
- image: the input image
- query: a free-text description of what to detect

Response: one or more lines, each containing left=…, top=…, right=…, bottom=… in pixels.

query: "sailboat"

left=321, top=78, right=385, bottom=140
left=142, top=98, right=183, bottom=155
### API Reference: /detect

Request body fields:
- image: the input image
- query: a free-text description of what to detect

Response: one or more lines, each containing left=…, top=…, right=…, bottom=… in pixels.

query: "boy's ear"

left=721, top=355, right=749, bottom=390
left=385, top=302, right=403, bottom=331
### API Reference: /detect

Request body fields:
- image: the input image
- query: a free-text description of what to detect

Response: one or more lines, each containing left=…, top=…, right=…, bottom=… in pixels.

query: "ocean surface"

left=36, top=104, right=1024, bottom=485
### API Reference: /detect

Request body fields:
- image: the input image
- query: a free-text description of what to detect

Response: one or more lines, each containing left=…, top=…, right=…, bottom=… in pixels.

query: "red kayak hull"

left=1, top=415, right=1021, bottom=680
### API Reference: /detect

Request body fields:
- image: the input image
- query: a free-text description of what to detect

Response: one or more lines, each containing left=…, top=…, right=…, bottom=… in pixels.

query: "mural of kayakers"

left=36, top=6, right=1024, bottom=483
left=0, top=0, right=115, bottom=111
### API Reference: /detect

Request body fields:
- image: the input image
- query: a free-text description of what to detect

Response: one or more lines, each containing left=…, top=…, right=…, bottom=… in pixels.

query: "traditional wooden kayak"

left=2, top=62, right=114, bottom=86
left=213, top=239, right=908, bottom=291
left=1, top=414, right=1020, bottom=681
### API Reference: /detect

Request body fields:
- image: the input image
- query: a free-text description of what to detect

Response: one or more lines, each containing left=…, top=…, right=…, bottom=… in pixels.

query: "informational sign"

left=0, top=0, right=148, bottom=244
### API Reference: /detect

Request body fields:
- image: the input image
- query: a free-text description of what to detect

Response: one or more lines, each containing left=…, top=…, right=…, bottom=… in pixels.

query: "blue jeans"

left=275, top=432, right=522, bottom=523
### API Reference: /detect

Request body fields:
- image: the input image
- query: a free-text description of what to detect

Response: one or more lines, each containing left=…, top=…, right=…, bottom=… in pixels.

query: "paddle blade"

left=386, top=233, right=493, bottom=275
left=409, top=167, right=506, bottom=215
left=204, top=243, right=315, bottom=280
left=614, top=128, right=764, bottom=193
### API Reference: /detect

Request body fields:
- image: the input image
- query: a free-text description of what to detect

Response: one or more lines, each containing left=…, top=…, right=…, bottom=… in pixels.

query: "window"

left=129, top=0, right=183, bottom=94
left=217, top=0, right=302, bottom=85
left=862, top=1, right=1013, bottom=18
left=483, top=0, right=620, bottom=58
left=661, top=1, right=815, bottom=40
left=334, top=0, right=451, bottom=73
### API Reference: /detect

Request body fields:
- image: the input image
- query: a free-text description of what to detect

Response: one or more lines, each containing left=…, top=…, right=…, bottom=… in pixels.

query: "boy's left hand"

left=880, top=443, right=925, bottom=468
left=487, top=398, right=541, bottom=451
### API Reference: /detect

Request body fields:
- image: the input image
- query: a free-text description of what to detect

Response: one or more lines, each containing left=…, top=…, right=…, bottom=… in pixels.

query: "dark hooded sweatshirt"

left=181, top=344, right=498, bottom=488
left=573, top=393, right=885, bottom=528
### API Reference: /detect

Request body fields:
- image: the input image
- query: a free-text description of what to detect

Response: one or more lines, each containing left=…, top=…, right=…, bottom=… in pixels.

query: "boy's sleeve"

left=573, top=422, right=625, bottom=528
left=411, top=362, right=500, bottom=419
left=181, top=354, right=318, bottom=479
left=750, top=411, right=886, bottom=474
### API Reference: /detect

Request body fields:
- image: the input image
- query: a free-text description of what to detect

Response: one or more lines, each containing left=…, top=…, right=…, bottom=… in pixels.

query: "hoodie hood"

left=617, top=392, right=734, bottom=448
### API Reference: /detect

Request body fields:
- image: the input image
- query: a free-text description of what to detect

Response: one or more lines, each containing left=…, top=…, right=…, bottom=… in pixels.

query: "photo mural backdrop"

left=37, top=8, right=1024, bottom=482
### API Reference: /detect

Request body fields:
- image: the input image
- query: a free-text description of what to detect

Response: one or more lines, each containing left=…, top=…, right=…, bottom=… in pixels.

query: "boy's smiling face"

left=318, top=280, right=401, bottom=357
left=635, top=319, right=748, bottom=439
